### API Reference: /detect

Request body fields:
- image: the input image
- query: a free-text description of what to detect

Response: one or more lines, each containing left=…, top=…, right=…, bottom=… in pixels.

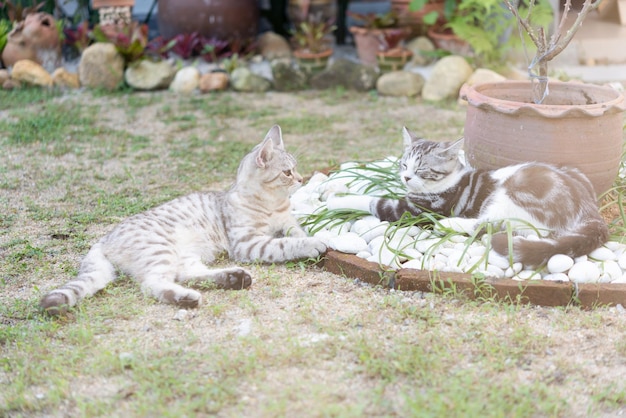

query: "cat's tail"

left=491, top=219, right=610, bottom=267
left=40, top=242, right=116, bottom=316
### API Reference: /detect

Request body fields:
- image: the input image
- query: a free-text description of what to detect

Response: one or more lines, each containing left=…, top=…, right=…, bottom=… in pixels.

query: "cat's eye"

left=283, top=170, right=292, bottom=177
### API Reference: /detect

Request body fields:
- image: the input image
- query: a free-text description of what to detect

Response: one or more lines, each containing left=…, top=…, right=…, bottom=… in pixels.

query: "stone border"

left=322, top=250, right=626, bottom=308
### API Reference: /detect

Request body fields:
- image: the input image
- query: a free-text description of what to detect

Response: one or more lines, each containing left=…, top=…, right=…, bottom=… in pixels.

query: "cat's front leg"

left=435, top=217, right=479, bottom=235
left=232, top=235, right=326, bottom=263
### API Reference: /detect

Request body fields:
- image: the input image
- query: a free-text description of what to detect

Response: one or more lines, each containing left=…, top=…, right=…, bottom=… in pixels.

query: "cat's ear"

left=402, top=126, right=419, bottom=149
left=256, top=125, right=284, bottom=168
left=438, top=137, right=464, bottom=158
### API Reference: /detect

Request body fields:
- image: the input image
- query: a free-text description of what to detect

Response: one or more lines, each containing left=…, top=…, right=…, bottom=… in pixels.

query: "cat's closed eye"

left=283, top=170, right=293, bottom=177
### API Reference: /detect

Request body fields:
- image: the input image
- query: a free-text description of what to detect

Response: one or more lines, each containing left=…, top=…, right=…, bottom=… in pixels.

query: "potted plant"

left=348, top=10, right=410, bottom=67
left=291, top=17, right=336, bottom=75
left=460, top=0, right=626, bottom=196
left=394, top=0, right=458, bottom=35
left=375, top=27, right=413, bottom=72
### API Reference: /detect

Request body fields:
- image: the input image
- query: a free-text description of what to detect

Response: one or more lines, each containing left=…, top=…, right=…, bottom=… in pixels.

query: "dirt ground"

left=1, top=89, right=626, bottom=417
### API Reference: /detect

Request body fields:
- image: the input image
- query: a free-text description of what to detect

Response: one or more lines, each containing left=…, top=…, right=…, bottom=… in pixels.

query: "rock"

left=310, top=58, right=378, bottom=92
left=258, top=31, right=292, bottom=60
left=79, top=42, right=125, bottom=90
left=199, top=71, right=229, bottom=92
left=422, top=55, right=473, bottom=101
left=547, top=254, right=574, bottom=274
left=3, top=78, right=20, bottom=90
left=230, top=67, right=272, bottom=92
left=125, top=59, right=176, bottom=90
left=568, top=260, right=601, bottom=283
left=169, top=66, right=200, bottom=94
left=328, top=232, right=368, bottom=254
left=588, top=246, right=616, bottom=261
left=172, top=309, right=188, bottom=321
left=0, top=69, right=9, bottom=85
left=376, top=71, right=424, bottom=97
left=599, top=260, right=622, bottom=283
left=52, top=68, right=80, bottom=89
left=458, top=68, right=507, bottom=105
left=11, top=59, right=52, bottom=87
left=543, top=273, right=570, bottom=282
left=270, top=59, right=308, bottom=91
left=406, top=36, right=436, bottom=66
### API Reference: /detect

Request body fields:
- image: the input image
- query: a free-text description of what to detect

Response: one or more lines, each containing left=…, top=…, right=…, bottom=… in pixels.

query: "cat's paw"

left=216, top=268, right=252, bottom=290
left=40, top=293, right=70, bottom=316
left=435, top=217, right=478, bottom=235
left=304, top=237, right=327, bottom=258
left=161, top=288, right=203, bottom=308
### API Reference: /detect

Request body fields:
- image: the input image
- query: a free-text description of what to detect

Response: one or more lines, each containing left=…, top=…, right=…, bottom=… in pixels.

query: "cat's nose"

left=403, top=176, right=411, bottom=183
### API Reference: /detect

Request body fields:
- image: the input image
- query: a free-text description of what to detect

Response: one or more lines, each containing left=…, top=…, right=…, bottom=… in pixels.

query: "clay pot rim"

left=460, top=80, right=626, bottom=118
left=293, top=48, right=333, bottom=59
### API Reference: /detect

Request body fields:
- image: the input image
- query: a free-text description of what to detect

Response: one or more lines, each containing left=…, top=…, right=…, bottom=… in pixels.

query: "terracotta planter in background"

left=376, top=48, right=412, bottom=72
left=349, top=26, right=410, bottom=67
left=427, top=26, right=470, bottom=56
left=391, top=0, right=445, bottom=36
left=293, top=48, right=333, bottom=74
left=461, top=81, right=626, bottom=196
left=157, top=0, right=259, bottom=40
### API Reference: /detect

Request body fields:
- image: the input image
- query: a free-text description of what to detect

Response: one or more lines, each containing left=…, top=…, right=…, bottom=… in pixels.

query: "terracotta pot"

left=293, top=48, right=332, bottom=74
left=157, top=0, right=259, bottom=40
left=461, top=81, right=626, bottom=196
left=376, top=48, right=412, bottom=72
left=427, top=26, right=470, bottom=56
left=349, top=26, right=410, bottom=67
left=1, top=12, right=61, bottom=71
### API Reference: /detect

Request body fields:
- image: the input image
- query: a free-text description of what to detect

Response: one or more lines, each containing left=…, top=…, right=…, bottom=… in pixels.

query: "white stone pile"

left=291, top=159, right=626, bottom=284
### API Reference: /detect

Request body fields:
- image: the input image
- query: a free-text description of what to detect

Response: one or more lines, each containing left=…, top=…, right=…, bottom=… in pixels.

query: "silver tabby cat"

left=41, top=125, right=326, bottom=315
left=327, top=127, right=609, bottom=267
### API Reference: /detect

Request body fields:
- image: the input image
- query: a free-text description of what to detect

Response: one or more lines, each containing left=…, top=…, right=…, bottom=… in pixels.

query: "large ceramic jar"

left=461, top=81, right=626, bottom=197
left=157, top=0, right=259, bottom=40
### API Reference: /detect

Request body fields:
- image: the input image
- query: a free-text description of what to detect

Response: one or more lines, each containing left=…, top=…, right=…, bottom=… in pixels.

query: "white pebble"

left=618, top=252, right=626, bottom=270
left=568, top=260, right=601, bottom=283
left=574, top=255, right=588, bottom=263
left=504, top=263, right=523, bottom=278
left=173, top=309, right=188, bottom=321
left=485, top=264, right=505, bottom=279
left=368, top=236, right=386, bottom=253
left=415, top=238, right=440, bottom=254
left=356, top=251, right=372, bottom=259
left=328, top=232, right=367, bottom=254
left=547, top=254, right=574, bottom=274
left=487, top=250, right=512, bottom=270
left=403, top=259, right=425, bottom=270
left=543, top=273, right=570, bottom=282
left=515, top=270, right=540, bottom=280
left=599, top=260, right=622, bottom=283
left=589, top=246, right=617, bottom=261
left=403, top=248, right=423, bottom=261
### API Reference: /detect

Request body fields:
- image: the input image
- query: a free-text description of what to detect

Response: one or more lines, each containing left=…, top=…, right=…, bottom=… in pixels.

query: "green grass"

left=0, top=88, right=625, bottom=418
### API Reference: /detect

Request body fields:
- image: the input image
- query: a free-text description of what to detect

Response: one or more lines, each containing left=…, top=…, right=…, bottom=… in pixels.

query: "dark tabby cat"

left=41, top=125, right=326, bottom=315
left=327, top=127, right=609, bottom=267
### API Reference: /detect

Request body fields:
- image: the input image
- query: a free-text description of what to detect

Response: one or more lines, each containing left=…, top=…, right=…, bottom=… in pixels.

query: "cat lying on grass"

left=327, top=127, right=609, bottom=267
left=41, top=125, right=326, bottom=316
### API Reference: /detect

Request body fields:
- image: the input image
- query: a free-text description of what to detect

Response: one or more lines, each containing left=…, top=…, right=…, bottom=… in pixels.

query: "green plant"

left=440, top=0, right=552, bottom=68
left=92, top=21, right=149, bottom=64
left=409, top=0, right=458, bottom=25
left=348, top=10, right=400, bottom=29
left=0, top=18, right=10, bottom=52
left=291, top=18, right=336, bottom=54
left=0, top=0, right=45, bottom=22
left=504, top=0, right=600, bottom=104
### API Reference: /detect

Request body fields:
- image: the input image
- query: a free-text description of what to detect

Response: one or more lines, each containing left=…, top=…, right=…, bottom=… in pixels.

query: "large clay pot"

left=157, top=0, right=259, bottom=40
left=1, top=12, right=61, bottom=72
left=461, top=81, right=626, bottom=196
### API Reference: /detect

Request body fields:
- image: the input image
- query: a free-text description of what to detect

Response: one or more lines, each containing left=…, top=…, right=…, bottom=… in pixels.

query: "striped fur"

left=40, top=125, right=326, bottom=315
left=329, top=127, right=609, bottom=267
